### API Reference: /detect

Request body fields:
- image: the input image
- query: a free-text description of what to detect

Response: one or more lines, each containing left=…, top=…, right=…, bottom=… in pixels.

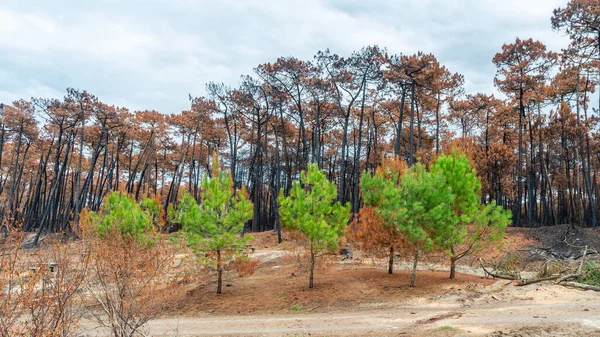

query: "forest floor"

left=29, top=225, right=597, bottom=336
left=103, top=227, right=600, bottom=337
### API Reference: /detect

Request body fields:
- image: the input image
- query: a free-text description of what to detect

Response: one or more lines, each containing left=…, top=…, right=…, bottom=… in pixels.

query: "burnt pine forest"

left=2, top=1, right=600, bottom=241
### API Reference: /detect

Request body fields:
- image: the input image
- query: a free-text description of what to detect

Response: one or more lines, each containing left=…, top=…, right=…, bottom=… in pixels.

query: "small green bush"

left=579, top=261, right=600, bottom=287
left=140, top=196, right=164, bottom=229
left=89, top=191, right=153, bottom=241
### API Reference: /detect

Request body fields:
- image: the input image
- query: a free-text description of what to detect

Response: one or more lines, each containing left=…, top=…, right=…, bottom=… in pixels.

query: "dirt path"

left=135, top=299, right=600, bottom=336
left=80, top=279, right=600, bottom=337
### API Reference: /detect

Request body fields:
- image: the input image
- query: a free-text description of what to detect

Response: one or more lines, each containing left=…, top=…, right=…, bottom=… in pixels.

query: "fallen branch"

left=576, top=246, right=588, bottom=275
left=556, top=273, right=579, bottom=283
left=513, top=275, right=560, bottom=286
left=479, top=258, right=517, bottom=280
left=573, top=250, right=598, bottom=260
left=559, top=282, right=600, bottom=291
left=556, top=245, right=587, bottom=284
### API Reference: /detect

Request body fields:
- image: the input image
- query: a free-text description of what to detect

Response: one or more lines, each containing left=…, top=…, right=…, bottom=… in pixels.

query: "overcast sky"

left=1, top=0, right=570, bottom=113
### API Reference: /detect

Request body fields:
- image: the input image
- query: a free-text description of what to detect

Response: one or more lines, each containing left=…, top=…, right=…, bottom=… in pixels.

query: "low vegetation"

left=80, top=197, right=183, bottom=337
left=579, top=261, right=600, bottom=287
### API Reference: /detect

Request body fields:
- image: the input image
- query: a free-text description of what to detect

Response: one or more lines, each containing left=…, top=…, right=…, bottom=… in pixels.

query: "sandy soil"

left=75, top=228, right=600, bottom=336
left=95, top=278, right=600, bottom=337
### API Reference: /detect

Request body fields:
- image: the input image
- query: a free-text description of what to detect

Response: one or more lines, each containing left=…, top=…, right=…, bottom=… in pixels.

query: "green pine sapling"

left=398, top=163, right=457, bottom=287
left=431, top=150, right=511, bottom=278
left=278, top=163, right=351, bottom=289
left=175, top=158, right=253, bottom=294
left=140, top=196, right=164, bottom=230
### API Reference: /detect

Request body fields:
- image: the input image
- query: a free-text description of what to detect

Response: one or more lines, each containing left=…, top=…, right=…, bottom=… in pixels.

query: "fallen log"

left=513, top=275, right=560, bottom=286
left=559, top=282, right=600, bottom=291
left=479, top=258, right=517, bottom=280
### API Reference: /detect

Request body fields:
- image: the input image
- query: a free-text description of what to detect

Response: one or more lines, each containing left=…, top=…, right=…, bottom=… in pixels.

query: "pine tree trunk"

left=339, top=111, right=350, bottom=203
left=309, top=245, right=315, bottom=289
left=410, top=251, right=419, bottom=288
left=273, top=122, right=282, bottom=243
left=217, top=249, right=223, bottom=294
left=450, top=259, right=457, bottom=279
left=435, top=92, right=441, bottom=155
left=515, top=88, right=524, bottom=226
left=394, top=87, right=406, bottom=156
left=388, top=246, right=394, bottom=274
left=408, top=79, right=416, bottom=166
left=527, top=115, right=536, bottom=224
left=416, top=100, right=422, bottom=150
left=581, top=78, right=596, bottom=228
left=352, top=83, right=367, bottom=214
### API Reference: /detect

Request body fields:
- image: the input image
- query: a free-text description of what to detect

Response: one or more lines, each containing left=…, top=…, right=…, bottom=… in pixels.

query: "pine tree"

left=175, top=158, right=253, bottom=294
left=398, top=163, right=457, bottom=287
left=278, top=163, right=350, bottom=289
left=431, top=150, right=511, bottom=279
left=430, top=150, right=480, bottom=278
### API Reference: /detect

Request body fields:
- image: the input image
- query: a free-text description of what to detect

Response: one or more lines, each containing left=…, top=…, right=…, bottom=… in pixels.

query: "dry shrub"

left=347, top=157, right=412, bottom=273
left=537, top=259, right=569, bottom=278
left=0, top=230, right=86, bottom=337
left=281, top=230, right=310, bottom=271
left=281, top=231, right=307, bottom=271
left=79, top=213, right=184, bottom=337
left=28, top=237, right=87, bottom=336
left=492, top=253, right=521, bottom=278
left=228, top=257, right=259, bottom=277
left=0, top=230, right=30, bottom=337
left=347, top=207, right=409, bottom=259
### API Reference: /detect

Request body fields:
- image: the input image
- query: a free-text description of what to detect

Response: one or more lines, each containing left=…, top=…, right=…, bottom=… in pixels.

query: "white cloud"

left=0, top=0, right=575, bottom=113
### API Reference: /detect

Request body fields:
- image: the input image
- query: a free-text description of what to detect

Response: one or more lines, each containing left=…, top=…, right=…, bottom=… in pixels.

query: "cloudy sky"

left=1, top=0, right=570, bottom=113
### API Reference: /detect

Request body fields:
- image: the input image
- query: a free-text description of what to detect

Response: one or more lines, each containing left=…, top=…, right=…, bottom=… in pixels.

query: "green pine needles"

left=278, top=163, right=351, bottom=289
left=173, top=158, right=253, bottom=294
left=87, top=151, right=509, bottom=292
left=431, top=150, right=511, bottom=279
left=89, top=191, right=154, bottom=242
left=361, top=150, right=511, bottom=287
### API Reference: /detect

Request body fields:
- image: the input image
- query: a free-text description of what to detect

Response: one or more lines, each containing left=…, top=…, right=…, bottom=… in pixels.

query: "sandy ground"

left=144, top=302, right=600, bottom=337
left=78, top=243, right=600, bottom=337
left=81, top=279, right=600, bottom=336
